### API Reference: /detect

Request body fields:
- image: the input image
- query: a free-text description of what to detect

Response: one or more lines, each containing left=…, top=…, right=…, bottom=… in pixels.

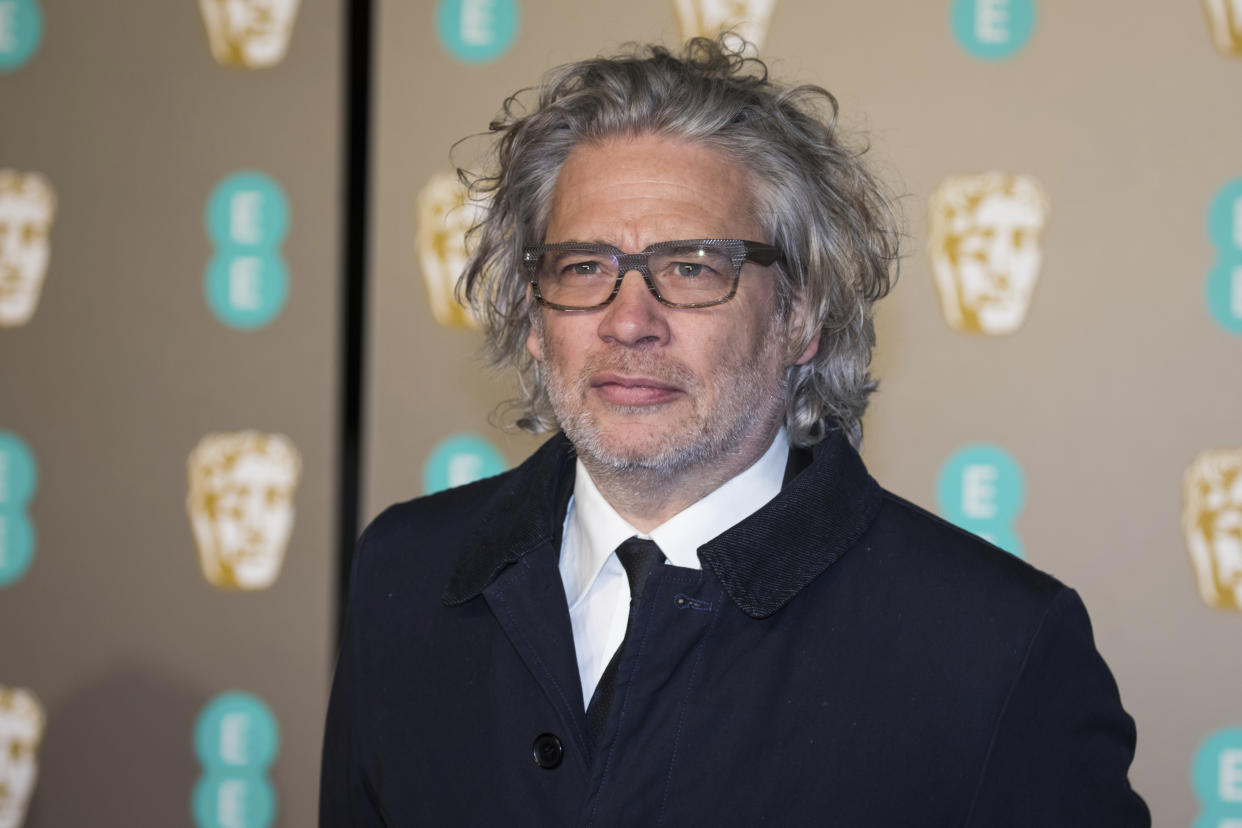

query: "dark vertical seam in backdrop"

left=337, top=0, right=373, bottom=645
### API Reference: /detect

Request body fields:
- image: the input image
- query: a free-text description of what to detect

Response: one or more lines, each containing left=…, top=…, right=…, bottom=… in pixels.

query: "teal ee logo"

left=192, top=774, right=276, bottom=828
left=0, top=430, right=37, bottom=588
left=0, top=0, right=43, bottom=73
left=1206, top=177, right=1242, bottom=336
left=423, top=433, right=507, bottom=494
left=193, top=692, right=279, bottom=828
left=951, top=0, right=1035, bottom=60
left=436, top=0, right=520, bottom=64
left=937, top=443, right=1025, bottom=558
left=1191, top=727, right=1242, bottom=827
left=205, top=172, right=290, bottom=329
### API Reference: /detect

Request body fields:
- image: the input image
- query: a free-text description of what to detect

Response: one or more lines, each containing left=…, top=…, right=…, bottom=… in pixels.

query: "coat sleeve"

left=319, top=530, right=390, bottom=828
left=965, top=587, right=1150, bottom=827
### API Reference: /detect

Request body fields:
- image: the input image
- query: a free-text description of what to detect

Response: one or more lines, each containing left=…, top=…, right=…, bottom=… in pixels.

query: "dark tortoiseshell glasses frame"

left=521, top=238, right=785, bottom=311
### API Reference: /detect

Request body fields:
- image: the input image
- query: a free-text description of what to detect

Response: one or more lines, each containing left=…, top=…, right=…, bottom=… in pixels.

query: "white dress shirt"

left=558, top=429, right=790, bottom=706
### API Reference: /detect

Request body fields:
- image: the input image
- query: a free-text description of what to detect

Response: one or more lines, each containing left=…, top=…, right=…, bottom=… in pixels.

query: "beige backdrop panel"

left=368, top=1, right=1242, bottom=825
left=0, top=1, right=341, bottom=825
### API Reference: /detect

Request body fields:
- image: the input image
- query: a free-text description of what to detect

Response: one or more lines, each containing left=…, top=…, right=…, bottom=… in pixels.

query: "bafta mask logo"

left=0, top=170, right=55, bottom=328
left=929, top=172, right=1049, bottom=335
left=415, top=171, right=486, bottom=330
left=199, top=0, right=300, bottom=69
left=1184, top=449, right=1242, bottom=612
left=0, top=686, right=43, bottom=828
left=674, top=0, right=777, bottom=51
left=187, top=432, right=301, bottom=591
left=1204, top=0, right=1242, bottom=58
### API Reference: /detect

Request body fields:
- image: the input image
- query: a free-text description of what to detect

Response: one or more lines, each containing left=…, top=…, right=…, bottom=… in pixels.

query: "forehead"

left=545, top=134, right=761, bottom=246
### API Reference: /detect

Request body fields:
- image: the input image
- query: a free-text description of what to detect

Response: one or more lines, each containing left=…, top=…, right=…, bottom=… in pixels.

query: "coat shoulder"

left=348, top=470, right=521, bottom=599
left=859, top=488, right=1065, bottom=612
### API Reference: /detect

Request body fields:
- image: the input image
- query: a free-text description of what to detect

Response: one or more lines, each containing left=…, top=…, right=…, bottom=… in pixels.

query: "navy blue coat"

left=320, top=432, right=1149, bottom=826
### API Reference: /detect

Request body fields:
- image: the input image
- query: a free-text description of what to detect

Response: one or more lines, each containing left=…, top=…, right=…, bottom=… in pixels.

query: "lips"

left=590, top=372, right=684, bottom=406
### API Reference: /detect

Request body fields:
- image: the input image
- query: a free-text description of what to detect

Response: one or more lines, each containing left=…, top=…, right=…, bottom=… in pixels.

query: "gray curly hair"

left=459, top=37, right=898, bottom=448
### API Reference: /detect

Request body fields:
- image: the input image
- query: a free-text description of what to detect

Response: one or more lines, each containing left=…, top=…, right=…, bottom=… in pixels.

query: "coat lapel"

left=482, top=542, right=592, bottom=764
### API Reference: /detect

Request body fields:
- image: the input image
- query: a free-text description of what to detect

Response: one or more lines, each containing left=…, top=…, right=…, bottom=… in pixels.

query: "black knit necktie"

left=586, top=537, right=666, bottom=749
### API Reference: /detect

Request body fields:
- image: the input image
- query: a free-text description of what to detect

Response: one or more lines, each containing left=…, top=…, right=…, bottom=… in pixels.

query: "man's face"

left=0, top=689, right=42, bottom=828
left=0, top=183, right=54, bottom=328
left=526, top=135, right=811, bottom=475
left=930, top=175, right=1048, bottom=335
left=1186, top=451, right=1242, bottom=610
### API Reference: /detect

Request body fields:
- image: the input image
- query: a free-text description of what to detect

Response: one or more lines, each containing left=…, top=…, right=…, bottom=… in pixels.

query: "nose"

left=596, top=268, right=670, bottom=348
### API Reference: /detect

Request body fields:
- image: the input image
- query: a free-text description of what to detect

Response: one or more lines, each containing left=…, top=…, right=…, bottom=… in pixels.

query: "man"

left=321, top=39, right=1148, bottom=825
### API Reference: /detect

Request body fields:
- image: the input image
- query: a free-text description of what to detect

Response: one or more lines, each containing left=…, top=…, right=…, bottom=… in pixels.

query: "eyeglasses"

left=522, top=238, right=784, bottom=311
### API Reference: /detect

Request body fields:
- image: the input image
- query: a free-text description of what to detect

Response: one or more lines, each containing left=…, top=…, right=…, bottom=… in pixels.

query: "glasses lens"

left=648, top=243, right=736, bottom=304
left=535, top=249, right=620, bottom=308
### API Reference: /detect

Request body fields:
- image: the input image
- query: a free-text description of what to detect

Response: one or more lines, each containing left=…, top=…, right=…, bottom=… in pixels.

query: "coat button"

left=532, top=733, right=563, bottom=769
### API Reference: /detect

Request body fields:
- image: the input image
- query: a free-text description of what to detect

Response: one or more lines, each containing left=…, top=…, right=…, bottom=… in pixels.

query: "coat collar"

left=442, top=430, right=883, bottom=619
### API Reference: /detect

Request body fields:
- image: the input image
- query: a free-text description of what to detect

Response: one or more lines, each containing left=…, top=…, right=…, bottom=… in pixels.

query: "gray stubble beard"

left=534, top=320, right=789, bottom=489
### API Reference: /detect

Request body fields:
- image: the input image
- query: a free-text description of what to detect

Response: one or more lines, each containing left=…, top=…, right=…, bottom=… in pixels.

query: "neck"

left=579, top=418, right=784, bottom=534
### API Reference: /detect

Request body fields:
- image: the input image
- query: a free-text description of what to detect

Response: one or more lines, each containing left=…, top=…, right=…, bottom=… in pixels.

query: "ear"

left=524, top=284, right=543, bottom=361
left=526, top=325, right=542, bottom=361
left=786, top=295, right=819, bottom=366
left=794, top=334, right=819, bottom=366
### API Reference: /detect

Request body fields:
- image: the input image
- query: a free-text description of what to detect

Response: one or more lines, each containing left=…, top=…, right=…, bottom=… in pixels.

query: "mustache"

left=578, top=350, right=697, bottom=388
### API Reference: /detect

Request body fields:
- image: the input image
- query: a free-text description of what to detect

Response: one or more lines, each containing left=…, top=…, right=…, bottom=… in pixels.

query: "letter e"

left=962, top=464, right=999, bottom=520
left=974, top=0, right=1010, bottom=44
left=1220, top=747, right=1242, bottom=801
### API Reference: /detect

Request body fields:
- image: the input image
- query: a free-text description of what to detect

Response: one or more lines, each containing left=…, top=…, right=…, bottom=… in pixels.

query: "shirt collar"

left=443, top=428, right=884, bottom=619
left=561, top=428, right=789, bottom=607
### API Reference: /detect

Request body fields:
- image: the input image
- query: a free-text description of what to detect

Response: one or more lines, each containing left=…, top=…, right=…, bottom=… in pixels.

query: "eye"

left=674, top=262, right=705, bottom=278
left=567, top=260, right=603, bottom=276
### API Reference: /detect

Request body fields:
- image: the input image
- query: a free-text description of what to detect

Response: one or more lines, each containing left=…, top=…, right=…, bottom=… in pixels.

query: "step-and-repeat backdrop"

left=2, top=0, right=1240, bottom=826
left=1, top=1, right=339, bottom=826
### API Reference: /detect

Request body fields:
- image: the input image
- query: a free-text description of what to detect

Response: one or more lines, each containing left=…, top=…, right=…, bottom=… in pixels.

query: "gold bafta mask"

left=928, top=172, right=1049, bottom=335
left=674, top=0, right=778, bottom=51
left=199, top=0, right=301, bottom=69
left=187, top=431, right=301, bottom=591
left=1184, top=449, right=1242, bottom=612
left=0, top=171, right=56, bottom=329
left=414, top=171, right=485, bottom=330
left=0, top=687, right=43, bottom=828
left=1203, top=0, right=1242, bottom=57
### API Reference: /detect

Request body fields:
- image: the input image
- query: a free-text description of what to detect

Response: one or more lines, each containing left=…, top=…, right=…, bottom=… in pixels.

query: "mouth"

left=589, top=372, right=684, bottom=407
